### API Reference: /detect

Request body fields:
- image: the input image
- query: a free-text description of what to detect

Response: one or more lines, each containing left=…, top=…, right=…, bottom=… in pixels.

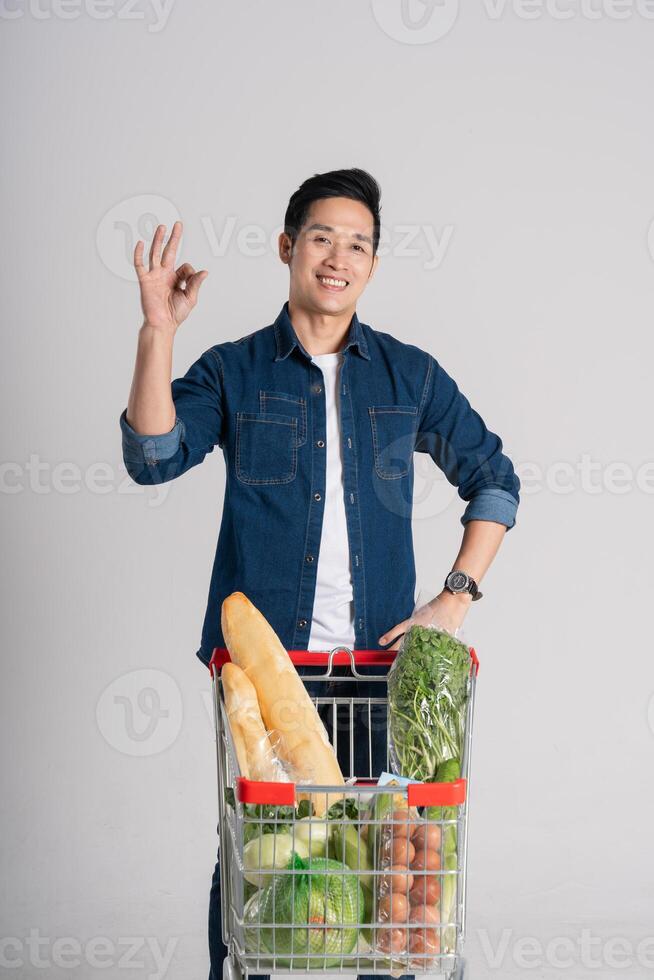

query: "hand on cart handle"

left=378, top=589, right=471, bottom=650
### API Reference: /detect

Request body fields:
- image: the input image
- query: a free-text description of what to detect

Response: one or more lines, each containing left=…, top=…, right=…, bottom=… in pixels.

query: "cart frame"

left=209, top=646, right=478, bottom=980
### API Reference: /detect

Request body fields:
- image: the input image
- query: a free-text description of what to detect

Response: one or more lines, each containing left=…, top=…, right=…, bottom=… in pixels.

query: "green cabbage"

left=252, top=852, right=364, bottom=968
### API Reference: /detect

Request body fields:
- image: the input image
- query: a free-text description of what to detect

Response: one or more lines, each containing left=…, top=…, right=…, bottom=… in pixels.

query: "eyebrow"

left=305, top=222, right=373, bottom=246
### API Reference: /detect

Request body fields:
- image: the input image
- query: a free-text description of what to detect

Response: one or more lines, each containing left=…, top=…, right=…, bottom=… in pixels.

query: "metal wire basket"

left=209, top=646, right=478, bottom=980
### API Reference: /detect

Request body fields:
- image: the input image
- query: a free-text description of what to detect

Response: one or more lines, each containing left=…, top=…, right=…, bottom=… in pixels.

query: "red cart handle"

left=210, top=647, right=396, bottom=675
left=210, top=646, right=479, bottom=676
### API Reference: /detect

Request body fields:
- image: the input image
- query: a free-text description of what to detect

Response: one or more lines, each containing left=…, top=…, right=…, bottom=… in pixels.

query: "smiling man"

left=120, top=168, right=520, bottom=980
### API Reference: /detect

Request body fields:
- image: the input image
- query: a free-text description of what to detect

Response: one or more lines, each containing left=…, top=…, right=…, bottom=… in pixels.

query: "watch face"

left=448, top=571, right=468, bottom=592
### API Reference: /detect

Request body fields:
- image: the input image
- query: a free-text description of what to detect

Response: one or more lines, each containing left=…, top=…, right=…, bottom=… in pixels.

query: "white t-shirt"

left=307, top=352, right=356, bottom=651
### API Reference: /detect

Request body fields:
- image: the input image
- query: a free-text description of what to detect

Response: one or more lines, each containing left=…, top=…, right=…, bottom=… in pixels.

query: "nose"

left=325, top=246, right=349, bottom=272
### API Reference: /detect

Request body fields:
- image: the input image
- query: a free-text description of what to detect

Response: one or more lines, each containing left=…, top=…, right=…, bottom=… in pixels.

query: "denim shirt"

left=120, top=301, right=520, bottom=666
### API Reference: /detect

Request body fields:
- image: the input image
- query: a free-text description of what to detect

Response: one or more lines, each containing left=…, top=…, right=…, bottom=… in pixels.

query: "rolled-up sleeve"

left=416, top=355, right=520, bottom=530
left=119, top=346, right=224, bottom=485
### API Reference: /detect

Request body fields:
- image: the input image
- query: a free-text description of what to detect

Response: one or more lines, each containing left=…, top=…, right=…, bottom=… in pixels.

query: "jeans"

left=207, top=665, right=413, bottom=980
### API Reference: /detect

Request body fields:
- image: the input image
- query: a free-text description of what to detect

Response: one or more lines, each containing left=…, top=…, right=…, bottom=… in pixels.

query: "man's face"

left=279, top=196, right=378, bottom=316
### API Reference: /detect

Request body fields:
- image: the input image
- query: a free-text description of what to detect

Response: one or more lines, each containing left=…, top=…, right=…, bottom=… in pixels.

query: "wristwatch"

left=444, top=570, right=483, bottom=601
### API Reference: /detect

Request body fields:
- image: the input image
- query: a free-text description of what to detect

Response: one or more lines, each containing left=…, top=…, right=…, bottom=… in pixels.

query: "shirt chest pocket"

left=368, top=405, right=419, bottom=480
left=235, top=391, right=306, bottom=486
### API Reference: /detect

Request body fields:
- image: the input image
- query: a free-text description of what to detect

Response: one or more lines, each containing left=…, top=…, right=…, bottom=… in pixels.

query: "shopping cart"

left=209, top=646, right=479, bottom=980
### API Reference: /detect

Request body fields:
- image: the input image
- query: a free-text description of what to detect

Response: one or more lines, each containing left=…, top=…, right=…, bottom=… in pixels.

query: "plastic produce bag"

left=365, top=785, right=443, bottom=969
left=387, top=597, right=472, bottom=782
left=244, top=851, right=365, bottom=968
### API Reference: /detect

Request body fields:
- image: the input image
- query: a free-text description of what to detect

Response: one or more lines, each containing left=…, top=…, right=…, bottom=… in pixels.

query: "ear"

left=368, top=252, right=379, bottom=280
left=278, top=231, right=293, bottom=265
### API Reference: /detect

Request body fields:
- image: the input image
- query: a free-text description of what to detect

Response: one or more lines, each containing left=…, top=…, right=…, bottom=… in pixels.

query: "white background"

left=2, top=1, right=653, bottom=978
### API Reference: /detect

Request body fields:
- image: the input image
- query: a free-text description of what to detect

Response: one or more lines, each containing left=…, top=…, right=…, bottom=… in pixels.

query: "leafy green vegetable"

left=226, top=793, right=316, bottom=844
left=434, top=757, right=461, bottom=784
left=241, top=802, right=312, bottom=845
left=253, top=852, right=364, bottom=968
left=326, top=797, right=360, bottom=822
left=388, top=624, right=470, bottom=781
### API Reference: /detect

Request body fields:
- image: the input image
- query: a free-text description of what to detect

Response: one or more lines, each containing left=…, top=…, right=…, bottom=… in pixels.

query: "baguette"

left=221, top=662, right=288, bottom=782
left=221, top=592, right=345, bottom=813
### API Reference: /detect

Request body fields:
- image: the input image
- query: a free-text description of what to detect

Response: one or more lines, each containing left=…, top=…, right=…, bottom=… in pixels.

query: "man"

left=120, top=168, right=520, bottom=980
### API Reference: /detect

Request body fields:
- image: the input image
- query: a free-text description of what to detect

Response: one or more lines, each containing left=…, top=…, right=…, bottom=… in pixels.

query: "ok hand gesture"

left=134, top=220, right=208, bottom=336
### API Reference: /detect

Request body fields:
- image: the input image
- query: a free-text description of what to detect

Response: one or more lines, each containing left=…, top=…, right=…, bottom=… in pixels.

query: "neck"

left=287, top=299, right=354, bottom=356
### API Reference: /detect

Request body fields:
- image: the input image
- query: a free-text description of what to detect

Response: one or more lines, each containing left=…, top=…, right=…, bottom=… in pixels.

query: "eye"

left=315, top=236, right=330, bottom=244
left=352, top=244, right=365, bottom=252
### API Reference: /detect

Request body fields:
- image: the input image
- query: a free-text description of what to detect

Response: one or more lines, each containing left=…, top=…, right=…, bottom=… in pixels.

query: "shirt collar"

left=273, top=300, right=370, bottom=362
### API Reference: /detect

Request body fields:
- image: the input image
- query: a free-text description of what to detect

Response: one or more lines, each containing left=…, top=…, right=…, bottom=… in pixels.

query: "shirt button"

left=313, top=384, right=322, bottom=394
left=314, top=492, right=322, bottom=501
left=298, top=619, right=308, bottom=629
left=316, top=440, right=325, bottom=448
left=305, top=555, right=314, bottom=563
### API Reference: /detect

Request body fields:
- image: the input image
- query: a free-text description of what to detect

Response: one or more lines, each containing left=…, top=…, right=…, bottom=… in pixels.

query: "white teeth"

left=318, top=276, right=347, bottom=287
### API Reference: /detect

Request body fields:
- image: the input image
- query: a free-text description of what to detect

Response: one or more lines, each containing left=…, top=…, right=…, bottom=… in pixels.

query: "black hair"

left=283, top=168, right=382, bottom=256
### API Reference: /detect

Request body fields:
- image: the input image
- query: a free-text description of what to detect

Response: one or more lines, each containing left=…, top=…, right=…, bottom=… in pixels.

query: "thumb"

left=185, top=269, right=208, bottom=305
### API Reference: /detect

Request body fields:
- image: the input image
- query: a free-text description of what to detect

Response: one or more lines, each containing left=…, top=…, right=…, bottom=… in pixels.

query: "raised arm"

left=126, top=221, right=208, bottom=435
left=120, top=222, right=223, bottom=486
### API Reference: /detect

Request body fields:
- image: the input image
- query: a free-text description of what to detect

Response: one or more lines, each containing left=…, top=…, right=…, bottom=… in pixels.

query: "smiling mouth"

left=316, top=274, right=349, bottom=290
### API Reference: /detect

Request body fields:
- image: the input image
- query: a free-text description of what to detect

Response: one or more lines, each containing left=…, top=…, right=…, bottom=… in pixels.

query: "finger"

left=184, top=270, right=208, bottom=306
left=174, top=263, right=196, bottom=283
left=378, top=620, right=409, bottom=646
left=148, top=224, right=166, bottom=270
left=161, top=220, right=182, bottom=268
left=134, top=239, right=146, bottom=280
